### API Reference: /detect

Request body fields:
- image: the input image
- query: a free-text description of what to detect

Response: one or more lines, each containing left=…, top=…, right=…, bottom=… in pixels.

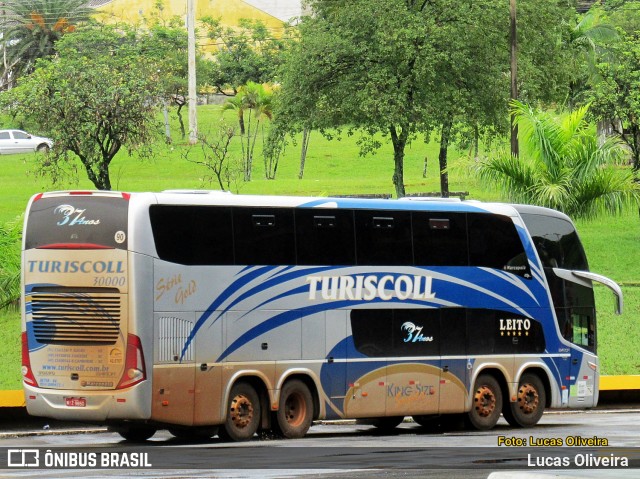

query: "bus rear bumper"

left=23, top=382, right=151, bottom=422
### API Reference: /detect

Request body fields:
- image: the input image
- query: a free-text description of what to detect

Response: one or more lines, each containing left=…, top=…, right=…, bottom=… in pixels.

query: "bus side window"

left=150, top=205, right=234, bottom=265
left=355, top=210, right=412, bottom=265
left=413, top=212, right=468, bottom=266
left=295, top=209, right=355, bottom=265
left=468, top=213, right=531, bottom=277
left=233, top=207, right=295, bottom=265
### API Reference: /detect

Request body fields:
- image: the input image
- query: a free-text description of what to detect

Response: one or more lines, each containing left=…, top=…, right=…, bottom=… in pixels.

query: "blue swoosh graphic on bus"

left=219, top=266, right=335, bottom=317
left=185, top=263, right=555, bottom=362
left=179, top=265, right=280, bottom=360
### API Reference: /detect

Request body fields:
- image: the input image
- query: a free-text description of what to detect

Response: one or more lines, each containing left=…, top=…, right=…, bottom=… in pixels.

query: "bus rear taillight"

left=21, top=332, right=38, bottom=387
left=116, top=334, right=146, bottom=389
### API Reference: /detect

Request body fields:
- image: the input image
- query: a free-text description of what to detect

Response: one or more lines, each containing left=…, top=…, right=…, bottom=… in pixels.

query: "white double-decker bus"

left=21, top=190, right=622, bottom=441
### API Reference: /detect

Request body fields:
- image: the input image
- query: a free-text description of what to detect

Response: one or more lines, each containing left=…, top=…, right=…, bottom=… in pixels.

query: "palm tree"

left=224, top=82, right=273, bottom=181
left=565, top=6, right=619, bottom=108
left=1, top=0, right=91, bottom=89
left=222, top=94, right=246, bottom=136
left=478, top=100, right=639, bottom=220
left=0, top=215, right=22, bottom=311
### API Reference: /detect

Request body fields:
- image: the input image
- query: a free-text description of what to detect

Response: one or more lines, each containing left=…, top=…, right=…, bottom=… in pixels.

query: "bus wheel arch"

left=219, top=379, right=263, bottom=441
left=503, top=370, right=548, bottom=428
left=467, top=371, right=505, bottom=431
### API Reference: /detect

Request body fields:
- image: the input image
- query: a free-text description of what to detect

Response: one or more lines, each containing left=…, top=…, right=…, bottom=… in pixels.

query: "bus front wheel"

left=219, top=382, right=261, bottom=442
left=274, top=379, right=313, bottom=439
left=503, top=373, right=546, bottom=428
left=467, top=374, right=502, bottom=431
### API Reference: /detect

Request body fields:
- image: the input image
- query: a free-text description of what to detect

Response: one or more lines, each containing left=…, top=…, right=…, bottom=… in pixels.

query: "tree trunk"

left=298, top=127, right=311, bottom=179
left=163, top=100, right=172, bottom=144
left=389, top=125, right=408, bottom=198
left=176, top=103, right=186, bottom=140
left=439, top=120, right=452, bottom=198
left=510, top=0, right=519, bottom=158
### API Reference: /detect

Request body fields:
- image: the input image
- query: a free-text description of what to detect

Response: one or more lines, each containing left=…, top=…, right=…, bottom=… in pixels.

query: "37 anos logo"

left=401, top=322, right=433, bottom=343
left=54, top=205, right=101, bottom=226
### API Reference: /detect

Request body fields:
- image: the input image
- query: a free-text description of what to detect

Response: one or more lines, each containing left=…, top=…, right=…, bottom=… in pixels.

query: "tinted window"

left=26, top=195, right=129, bottom=249
left=351, top=308, right=545, bottom=357
left=295, top=209, right=355, bottom=265
left=413, top=212, right=468, bottom=266
left=440, top=308, right=466, bottom=355
left=519, top=213, right=588, bottom=270
left=233, top=207, right=295, bottom=265
left=0, top=132, right=10, bottom=140
left=351, top=309, right=440, bottom=357
left=467, top=309, right=545, bottom=354
left=468, top=213, right=530, bottom=277
left=355, top=210, right=412, bottom=265
left=150, top=205, right=233, bottom=265
left=13, top=130, right=29, bottom=139
left=351, top=309, right=392, bottom=357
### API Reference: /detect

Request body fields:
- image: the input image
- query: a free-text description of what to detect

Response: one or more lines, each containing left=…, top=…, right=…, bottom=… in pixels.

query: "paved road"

left=0, top=410, right=639, bottom=478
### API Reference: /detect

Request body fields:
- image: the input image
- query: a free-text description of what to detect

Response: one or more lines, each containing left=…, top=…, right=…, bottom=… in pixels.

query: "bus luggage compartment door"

left=152, top=312, right=196, bottom=426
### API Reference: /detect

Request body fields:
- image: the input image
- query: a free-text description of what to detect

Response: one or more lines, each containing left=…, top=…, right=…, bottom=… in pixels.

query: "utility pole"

left=187, top=0, right=198, bottom=144
left=510, top=0, right=519, bottom=158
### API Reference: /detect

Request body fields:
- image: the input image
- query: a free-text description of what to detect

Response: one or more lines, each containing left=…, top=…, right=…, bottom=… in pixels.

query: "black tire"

left=467, top=374, right=503, bottom=431
left=504, top=373, right=546, bottom=428
left=168, top=426, right=218, bottom=441
left=274, top=379, right=314, bottom=439
left=412, top=415, right=435, bottom=428
left=36, top=144, right=50, bottom=153
left=369, top=416, right=404, bottom=431
left=218, top=382, right=261, bottom=442
left=113, top=424, right=156, bottom=442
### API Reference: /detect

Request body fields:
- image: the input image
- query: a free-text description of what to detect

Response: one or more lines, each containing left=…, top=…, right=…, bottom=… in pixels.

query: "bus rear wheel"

left=467, top=374, right=502, bottom=431
left=503, top=373, right=546, bottom=428
left=219, top=382, right=261, bottom=442
left=113, top=424, right=156, bottom=442
left=274, top=379, right=313, bottom=439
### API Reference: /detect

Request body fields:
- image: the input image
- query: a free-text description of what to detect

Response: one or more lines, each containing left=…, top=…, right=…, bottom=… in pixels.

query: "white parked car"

left=0, top=129, right=53, bottom=154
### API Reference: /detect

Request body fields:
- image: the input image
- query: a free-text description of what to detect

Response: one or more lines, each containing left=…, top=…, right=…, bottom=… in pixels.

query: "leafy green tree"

left=588, top=36, right=640, bottom=171
left=2, top=25, right=163, bottom=190
left=201, top=17, right=291, bottom=92
left=564, top=6, right=619, bottom=108
left=0, top=0, right=91, bottom=89
left=277, top=0, right=574, bottom=197
left=0, top=215, right=22, bottom=311
left=136, top=10, right=214, bottom=141
left=478, top=101, right=639, bottom=219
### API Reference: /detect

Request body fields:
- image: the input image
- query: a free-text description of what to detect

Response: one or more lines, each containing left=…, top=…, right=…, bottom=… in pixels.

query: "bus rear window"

left=25, top=196, right=129, bottom=249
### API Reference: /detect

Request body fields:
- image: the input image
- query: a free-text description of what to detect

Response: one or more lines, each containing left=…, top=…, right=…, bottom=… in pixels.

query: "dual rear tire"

left=467, top=373, right=546, bottom=431
left=219, top=379, right=314, bottom=441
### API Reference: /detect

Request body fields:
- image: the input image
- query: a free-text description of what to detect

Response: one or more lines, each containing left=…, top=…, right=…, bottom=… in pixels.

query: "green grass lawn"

left=0, top=104, right=639, bottom=389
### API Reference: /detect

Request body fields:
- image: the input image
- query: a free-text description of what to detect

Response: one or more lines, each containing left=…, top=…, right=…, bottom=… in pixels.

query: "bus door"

left=551, top=269, right=622, bottom=408
left=193, top=311, right=223, bottom=425
left=344, top=310, right=388, bottom=418
left=321, top=311, right=348, bottom=419
left=385, top=309, right=441, bottom=417
left=152, top=312, right=197, bottom=425
left=438, top=308, right=467, bottom=414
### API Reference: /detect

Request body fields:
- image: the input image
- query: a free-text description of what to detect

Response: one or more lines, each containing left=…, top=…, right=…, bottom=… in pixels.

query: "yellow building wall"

left=95, top=0, right=288, bottom=30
